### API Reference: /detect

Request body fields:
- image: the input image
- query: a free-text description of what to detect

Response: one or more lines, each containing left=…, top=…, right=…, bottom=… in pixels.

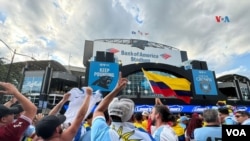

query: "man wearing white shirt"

left=150, top=105, right=178, bottom=141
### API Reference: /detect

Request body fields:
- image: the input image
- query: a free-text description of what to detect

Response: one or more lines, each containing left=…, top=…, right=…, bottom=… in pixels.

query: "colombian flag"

left=142, top=68, right=191, bottom=104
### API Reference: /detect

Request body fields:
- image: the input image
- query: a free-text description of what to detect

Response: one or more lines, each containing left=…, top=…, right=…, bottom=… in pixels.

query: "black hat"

left=35, top=115, right=66, bottom=139
left=0, top=105, right=17, bottom=118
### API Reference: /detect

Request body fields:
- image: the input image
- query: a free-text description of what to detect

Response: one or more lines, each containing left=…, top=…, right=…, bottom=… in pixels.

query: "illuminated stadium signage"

left=92, top=41, right=183, bottom=66
left=168, top=105, right=184, bottom=113
left=135, top=105, right=153, bottom=112
left=192, top=106, right=210, bottom=113
left=134, top=105, right=250, bottom=113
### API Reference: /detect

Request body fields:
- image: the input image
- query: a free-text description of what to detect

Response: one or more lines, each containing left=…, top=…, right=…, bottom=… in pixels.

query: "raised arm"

left=61, top=87, right=92, bottom=141
left=4, top=96, right=17, bottom=108
left=93, top=72, right=128, bottom=119
left=155, top=97, right=164, bottom=105
left=0, top=82, right=37, bottom=120
left=49, top=93, right=70, bottom=115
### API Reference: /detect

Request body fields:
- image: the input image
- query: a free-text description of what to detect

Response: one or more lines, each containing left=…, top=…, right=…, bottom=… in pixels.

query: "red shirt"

left=0, top=115, right=31, bottom=141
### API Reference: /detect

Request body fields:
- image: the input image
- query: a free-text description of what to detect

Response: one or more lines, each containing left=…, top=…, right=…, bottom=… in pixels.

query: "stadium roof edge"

left=216, top=74, right=250, bottom=83
left=94, top=38, right=179, bottom=50
left=10, top=60, right=68, bottom=72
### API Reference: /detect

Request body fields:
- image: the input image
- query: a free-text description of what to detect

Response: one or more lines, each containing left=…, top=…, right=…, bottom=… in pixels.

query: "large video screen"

left=192, top=69, right=218, bottom=95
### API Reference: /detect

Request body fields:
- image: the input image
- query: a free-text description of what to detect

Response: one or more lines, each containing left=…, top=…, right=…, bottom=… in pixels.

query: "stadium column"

left=18, top=62, right=29, bottom=91
left=39, top=63, right=53, bottom=113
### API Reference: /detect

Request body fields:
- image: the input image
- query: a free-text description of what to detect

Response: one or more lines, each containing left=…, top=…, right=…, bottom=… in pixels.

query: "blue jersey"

left=224, top=116, right=237, bottom=125
left=22, top=125, right=35, bottom=141
left=194, top=126, right=222, bottom=141
left=79, top=130, right=91, bottom=141
left=242, top=118, right=250, bottom=125
left=91, top=116, right=155, bottom=141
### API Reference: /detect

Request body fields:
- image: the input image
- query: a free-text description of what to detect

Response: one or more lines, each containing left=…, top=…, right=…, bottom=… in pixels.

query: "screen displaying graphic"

left=192, top=69, right=218, bottom=95
left=88, top=61, right=119, bottom=91
left=21, top=76, right=43, bottom=94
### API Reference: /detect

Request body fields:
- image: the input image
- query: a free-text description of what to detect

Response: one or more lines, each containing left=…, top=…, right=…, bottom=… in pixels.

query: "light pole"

left=0, top=39, right=37, bottom=82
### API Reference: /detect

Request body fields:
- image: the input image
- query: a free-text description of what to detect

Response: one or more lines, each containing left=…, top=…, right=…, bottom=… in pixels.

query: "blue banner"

left=192, top=69, right=218, bottom=95
left=134, top=105, right=250, bottom=113
left=88, top=61, right=119, bottom=91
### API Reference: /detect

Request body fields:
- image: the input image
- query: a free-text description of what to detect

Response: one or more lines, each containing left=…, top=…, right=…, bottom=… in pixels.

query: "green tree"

left=0, top=60, right=22, bottom=86
left=0, top=59, right=8, bottom=82
left=0, top=60, right=23, bottom=104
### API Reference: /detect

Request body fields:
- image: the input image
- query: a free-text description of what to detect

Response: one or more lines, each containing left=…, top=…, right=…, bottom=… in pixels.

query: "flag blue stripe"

left=149, top=80, right=170, bottom=89
left=150, top=81, right=191, bottom=96
left=175, top=90, right=192, bottom=96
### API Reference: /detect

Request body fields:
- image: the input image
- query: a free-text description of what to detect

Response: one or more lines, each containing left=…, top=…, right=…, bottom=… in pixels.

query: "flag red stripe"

left=151, top=86, right=176, bottom=97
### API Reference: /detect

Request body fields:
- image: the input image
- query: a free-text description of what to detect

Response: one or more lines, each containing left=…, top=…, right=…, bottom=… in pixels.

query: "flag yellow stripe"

left=142, top=68, right=190, bottom=91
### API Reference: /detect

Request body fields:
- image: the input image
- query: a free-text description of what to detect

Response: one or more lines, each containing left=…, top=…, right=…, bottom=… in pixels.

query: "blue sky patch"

left=39, top=36, right=56, bottom=48
left=0, top=11, right=7, bottom=23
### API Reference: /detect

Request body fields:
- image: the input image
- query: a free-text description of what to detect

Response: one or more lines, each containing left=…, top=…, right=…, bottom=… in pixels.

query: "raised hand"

left=115, top=72, right=128, bottom=91
left=0, top=82, right=19, bottom=95
left=83, top=87, right=93, bottom=96
left=62, top=93, right=71, bottom=103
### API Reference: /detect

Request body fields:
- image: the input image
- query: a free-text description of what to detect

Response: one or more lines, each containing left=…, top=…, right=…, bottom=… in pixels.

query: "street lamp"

left=0, top=39, right=37, bottom=82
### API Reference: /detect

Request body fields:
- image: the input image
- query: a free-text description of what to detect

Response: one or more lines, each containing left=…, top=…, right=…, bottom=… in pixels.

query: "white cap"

left=142, top=111, right=149, bottom=116
left=108, top=97, right=134, bottom=122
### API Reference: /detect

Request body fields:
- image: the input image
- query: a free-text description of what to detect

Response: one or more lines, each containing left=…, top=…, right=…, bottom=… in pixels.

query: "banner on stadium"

left=88, top=61, right=119, bottom=92
left=134, top=105, right=250, bottom=113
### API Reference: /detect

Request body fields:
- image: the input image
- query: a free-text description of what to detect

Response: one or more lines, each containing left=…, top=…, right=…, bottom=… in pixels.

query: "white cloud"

left=0, top=0, right=250, bottom=78
left=216, top=66, right=250, bottom=78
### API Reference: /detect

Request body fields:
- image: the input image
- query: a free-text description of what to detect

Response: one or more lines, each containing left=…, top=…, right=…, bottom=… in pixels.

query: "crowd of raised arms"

left=0, top=72, right=249, bottom=141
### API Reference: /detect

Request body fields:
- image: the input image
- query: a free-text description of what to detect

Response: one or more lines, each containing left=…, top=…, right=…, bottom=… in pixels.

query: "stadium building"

left=1, top=39, right=250, bottom=113
left=83, top=39, right=250, bottom=113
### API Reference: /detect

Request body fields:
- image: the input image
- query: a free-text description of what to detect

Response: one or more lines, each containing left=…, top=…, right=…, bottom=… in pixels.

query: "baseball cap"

left=180, top=116, right=190, bottom=122
left=108, top=97, right=134, bottom=122
left=35, top=115, right=66, bottom=139
left=0, top=105, right=16, bottom=118
left=142, top=111, right=149, bottom=116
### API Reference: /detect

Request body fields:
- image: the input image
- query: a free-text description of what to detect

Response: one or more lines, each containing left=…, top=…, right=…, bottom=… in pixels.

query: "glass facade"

left=121, top=71, right=176, bottom=98
left=21, top=76, right=43, bottom=94
left=241, top=87, right=250, bottom=100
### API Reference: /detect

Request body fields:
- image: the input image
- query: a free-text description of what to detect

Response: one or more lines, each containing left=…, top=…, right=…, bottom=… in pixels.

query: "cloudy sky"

left=0, top=0, right=250, bottom=78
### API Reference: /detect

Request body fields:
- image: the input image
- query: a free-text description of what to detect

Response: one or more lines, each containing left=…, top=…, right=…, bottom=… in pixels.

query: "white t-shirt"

left=64, top=87, right=102, bottom=124
left=152, top=125, right=178, bottom=141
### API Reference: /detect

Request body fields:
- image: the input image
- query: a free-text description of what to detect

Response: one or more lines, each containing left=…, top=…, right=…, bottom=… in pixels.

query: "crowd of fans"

left=1, top=73, right=250, bottom=141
